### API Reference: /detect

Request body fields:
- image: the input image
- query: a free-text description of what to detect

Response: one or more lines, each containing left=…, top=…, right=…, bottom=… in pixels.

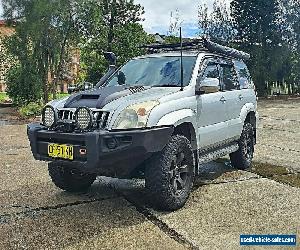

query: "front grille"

left=58, top=109, right=75, bottom=120
left=57, top=108, right=110, bottom=130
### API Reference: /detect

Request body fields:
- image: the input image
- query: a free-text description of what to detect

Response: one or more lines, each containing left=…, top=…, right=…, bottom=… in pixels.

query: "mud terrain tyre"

left=48, top=163, right=96, bottom=192
left=145, top=135, right=195, bottom=211
left=230, top=122, right=255, bottom=170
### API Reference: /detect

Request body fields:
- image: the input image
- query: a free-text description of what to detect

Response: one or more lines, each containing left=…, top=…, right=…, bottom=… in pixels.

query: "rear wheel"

left=145, top=135, right=195, bottom=211
left=48, top=163, right=96, bottom=192
left=230, top=122, right=255, bottom=170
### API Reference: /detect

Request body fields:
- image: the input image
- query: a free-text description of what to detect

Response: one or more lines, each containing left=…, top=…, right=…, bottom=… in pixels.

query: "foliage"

left=6, top=65, right=42, bottom=105
left=164, top=36, right=180, bottom=44
left=198, top=0, right=234, bottom=44
left=230, top=0, right=290, bottom=96
left=0, top=92, right=8, bottom=103
left=19, top=102, right=43, bottom=118
left=78, top=0, right=151, bottom=84
left=3, top=0, right=80, bottom=103
left=168, top=9, right=182, bottom=37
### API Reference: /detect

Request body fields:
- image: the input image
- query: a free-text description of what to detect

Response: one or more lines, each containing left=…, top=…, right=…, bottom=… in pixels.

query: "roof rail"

left=141, top=37, right=250, bottom=61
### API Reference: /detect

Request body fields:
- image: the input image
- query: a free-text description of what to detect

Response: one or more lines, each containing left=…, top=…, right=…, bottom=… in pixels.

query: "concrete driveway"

left=0, top=98, right=299, bottom=249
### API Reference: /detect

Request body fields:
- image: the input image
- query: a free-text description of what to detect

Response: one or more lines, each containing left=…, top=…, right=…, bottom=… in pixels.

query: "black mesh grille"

left=57, top=109, right=109, bottom=130
left=58, top=110, right=75, bottom=120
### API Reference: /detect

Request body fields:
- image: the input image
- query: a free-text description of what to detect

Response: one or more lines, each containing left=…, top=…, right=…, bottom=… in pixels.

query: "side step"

left=197, top=142, right=239, bottom=165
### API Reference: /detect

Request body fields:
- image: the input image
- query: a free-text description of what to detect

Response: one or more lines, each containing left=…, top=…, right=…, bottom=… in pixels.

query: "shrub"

left=6, top=65, right=42, bottom=105
left=19, top=102, right=43, bottom=118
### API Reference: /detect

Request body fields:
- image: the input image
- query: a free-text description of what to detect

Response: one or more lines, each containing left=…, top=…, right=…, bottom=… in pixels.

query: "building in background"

left=0, top=20, right=80, bottom=94
left=0, top=20, right=15, bottom=92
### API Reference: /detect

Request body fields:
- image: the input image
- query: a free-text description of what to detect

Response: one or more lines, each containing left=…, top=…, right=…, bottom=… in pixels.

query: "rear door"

left=219, top=60, right=243, bottom=140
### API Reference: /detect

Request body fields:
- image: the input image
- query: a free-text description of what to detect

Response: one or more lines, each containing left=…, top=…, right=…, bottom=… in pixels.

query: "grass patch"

left=271, top=174, right=300, bottom=188
left=57, top=93, right=70, bottom=99
left=48, top=93, right=70, bottom=101
left=251, top=162, right=289, bottom=177
left=215, top=158, right=299, bottom=188
left=0, top=92, right=8, bottom=103
left=19, top=102, right=43, bottom=118
left=251, top=162, right=300, bottom=188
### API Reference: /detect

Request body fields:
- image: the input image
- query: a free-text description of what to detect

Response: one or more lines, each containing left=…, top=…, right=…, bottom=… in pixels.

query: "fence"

left=266, top=82, right=300, bottom=96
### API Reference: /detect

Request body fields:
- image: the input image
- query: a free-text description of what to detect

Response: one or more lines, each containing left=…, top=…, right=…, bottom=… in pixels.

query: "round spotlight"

left=75, top=107, right=92, bottom=130
left=42, top=105, right=56, bottom=127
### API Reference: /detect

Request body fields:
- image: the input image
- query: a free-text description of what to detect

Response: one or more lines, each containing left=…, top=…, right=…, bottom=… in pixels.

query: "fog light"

left=106, top=137, right=118, bottom=149
left=75, top=107, right=92, bottom=130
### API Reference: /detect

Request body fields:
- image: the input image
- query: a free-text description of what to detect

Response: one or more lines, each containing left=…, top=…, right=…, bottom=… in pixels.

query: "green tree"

left=78, top=0, right=150, bottom=84
left=231, top=0, right=287, bottom=95
left=3, top=0, right=79, bottom=103
left=283, top=0, right=300, bottom=85
left=198, top=0, right=234, bottom=44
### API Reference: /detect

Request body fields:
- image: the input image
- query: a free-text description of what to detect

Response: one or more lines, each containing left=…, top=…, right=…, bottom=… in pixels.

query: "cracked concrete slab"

left=150, top=179, right=300, bottom=250
left=0, top=198, right=186, bottom=250
left=0, top=99, right=299, bottom=249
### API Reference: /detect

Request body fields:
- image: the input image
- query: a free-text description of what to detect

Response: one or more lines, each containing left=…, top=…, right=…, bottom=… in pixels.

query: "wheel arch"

left=245, top=111, right=257, bottom=143
left=173, top=122, right=198, bottom=150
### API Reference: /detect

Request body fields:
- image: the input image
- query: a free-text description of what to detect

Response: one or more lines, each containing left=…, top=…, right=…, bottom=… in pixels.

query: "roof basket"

left=141, top=37, right=250, bottom=61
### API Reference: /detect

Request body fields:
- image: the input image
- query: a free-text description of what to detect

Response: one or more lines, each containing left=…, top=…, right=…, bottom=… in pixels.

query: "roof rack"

left=141, top=37, right=250, bottom=61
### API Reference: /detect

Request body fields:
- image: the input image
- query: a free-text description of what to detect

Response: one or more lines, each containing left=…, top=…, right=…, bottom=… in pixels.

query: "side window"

left=220, top=64, right=239, bottom=91
left=202, top=63, right=219, bottom=80
left=234, top=60, right=253, bottom=89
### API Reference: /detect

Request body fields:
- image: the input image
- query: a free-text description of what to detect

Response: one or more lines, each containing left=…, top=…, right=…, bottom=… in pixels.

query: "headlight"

left=42, top=105, right=56, bottom=127
left=113, top=101, right=159, bottom=129
left=75, top=107, right=92, bottom=130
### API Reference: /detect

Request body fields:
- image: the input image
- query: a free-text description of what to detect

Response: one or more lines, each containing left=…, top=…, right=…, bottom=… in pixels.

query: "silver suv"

left=27, top=39, right=258, bottom=211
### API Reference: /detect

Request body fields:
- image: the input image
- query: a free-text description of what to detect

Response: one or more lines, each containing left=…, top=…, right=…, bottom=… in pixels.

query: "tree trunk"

left=107, top=0, right=116, bottom=51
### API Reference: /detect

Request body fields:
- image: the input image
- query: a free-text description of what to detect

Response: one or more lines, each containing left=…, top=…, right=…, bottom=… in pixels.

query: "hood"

left=63, top=86, right=151, bottom=109
left=50, top=85, right=179, bottom=110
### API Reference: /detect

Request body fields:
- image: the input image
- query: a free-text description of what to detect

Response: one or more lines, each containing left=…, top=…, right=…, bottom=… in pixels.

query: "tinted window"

left=234, top=60, right=252, bottom=89
left=202, top=64, right=219, bottom=79
left=106, top=56, right=197, bottom=87
left=220, top=64, right=238, bottom=91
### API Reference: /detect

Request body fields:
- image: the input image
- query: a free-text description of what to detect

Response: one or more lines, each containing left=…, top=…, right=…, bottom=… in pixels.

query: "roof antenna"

left=180, top=27, right=184, bottom=91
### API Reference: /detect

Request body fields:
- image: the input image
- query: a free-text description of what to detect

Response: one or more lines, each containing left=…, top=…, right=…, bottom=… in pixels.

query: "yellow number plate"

left=48, top=144, right=74, bottom=160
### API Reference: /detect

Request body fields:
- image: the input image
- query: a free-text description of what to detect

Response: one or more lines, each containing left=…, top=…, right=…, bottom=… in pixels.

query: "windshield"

left=105, top=56, right=197, bottom=87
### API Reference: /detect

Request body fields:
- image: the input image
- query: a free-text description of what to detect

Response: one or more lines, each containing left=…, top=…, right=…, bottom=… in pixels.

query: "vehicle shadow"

left=103, top=159, right=236, bottom=210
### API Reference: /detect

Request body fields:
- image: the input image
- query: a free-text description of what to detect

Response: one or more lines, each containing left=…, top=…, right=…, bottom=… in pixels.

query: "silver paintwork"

left=47, top=52, right=258, bottom=153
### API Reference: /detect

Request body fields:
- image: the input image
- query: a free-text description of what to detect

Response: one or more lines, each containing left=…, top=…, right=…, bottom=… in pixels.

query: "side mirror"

left=195, top=78, right=219, bottom=95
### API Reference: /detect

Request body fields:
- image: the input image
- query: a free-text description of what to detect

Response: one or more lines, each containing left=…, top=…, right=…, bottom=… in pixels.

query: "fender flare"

left=239, top=103, right=256, bottom=124
left=156, top=109, right=197, bottom=127
left=156, top=109, right=198, bottom=149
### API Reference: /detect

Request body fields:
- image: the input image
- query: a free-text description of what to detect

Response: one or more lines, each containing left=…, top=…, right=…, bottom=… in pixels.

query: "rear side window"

left=234, top=60, right=253, bottom=89
left=220, top=64, right=239, bottom=91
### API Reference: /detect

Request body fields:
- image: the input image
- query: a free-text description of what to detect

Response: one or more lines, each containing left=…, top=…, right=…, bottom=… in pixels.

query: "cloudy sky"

left=0, top=0, right=230, bottom=37
left=135, top=0, right=230, bottom=37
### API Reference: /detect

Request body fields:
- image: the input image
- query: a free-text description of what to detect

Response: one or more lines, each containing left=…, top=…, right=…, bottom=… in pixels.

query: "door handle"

left=220, top=96, right=226, bottom=103
left=238, top=94, right=244, bottom=100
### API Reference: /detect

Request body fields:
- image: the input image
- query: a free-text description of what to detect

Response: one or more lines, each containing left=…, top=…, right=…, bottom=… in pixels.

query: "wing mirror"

left=195, top=78, right=220, bottom=95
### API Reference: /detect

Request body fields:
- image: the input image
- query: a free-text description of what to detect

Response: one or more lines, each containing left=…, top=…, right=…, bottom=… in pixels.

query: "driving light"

left=113, top=101, right=159, bottom=129
left=75, top=107, right=92, bottom=130
left=42, top=105, right=56, bottom=127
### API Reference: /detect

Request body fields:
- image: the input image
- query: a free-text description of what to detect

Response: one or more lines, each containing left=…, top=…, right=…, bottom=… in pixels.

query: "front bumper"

left=27, top=123, right=174, bottom=178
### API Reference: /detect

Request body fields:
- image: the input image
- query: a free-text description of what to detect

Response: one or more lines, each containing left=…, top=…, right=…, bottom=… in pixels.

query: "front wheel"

left=145, top=135, right=195, bottom=211
left=230, top=122, right=255, bottom=170
left=48, top=163, right=96, bottom=192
